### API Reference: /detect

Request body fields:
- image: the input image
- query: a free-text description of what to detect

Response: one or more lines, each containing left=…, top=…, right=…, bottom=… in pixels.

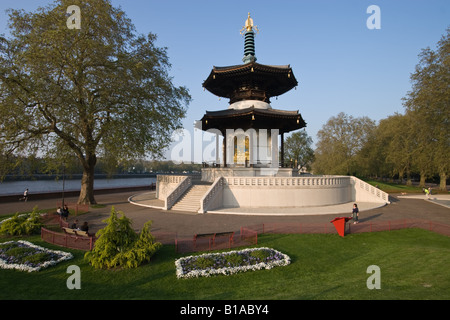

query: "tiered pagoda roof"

left=202, top=62, right=298, bottom=104
left=202, top=106, right=305, bottom=134
left=199, top=13, right=306, bottom=134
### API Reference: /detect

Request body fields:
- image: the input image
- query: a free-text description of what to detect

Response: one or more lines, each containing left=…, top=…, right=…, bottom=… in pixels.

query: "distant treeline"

left=313, top=29, right=449, bottom=191
left=0, top=156, right=202, bottom=181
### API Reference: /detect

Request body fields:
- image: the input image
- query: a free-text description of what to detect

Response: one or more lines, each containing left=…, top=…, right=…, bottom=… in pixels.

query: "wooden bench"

left=62, top=227, right=77, bottom=235
left=193, top=231, right=234, bottom=248
left=62, top=227, right=91, bottom=238
left=75, top=230, right=90, bottom=237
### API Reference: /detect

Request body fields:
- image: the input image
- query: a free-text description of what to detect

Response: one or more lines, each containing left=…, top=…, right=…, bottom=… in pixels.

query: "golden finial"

left=240, top=12, right=259, bottom=35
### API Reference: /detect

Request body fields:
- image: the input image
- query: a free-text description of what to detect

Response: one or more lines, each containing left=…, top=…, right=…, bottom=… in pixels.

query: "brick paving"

left=1, top=191, right=449, bottom=238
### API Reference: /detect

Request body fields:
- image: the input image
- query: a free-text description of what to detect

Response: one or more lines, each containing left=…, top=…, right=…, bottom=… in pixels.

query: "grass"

left=366, top=180, right=426, bottom=194
left=0, top=207, right=89, bottom=223
left=1, top=228, right=449, bottom=300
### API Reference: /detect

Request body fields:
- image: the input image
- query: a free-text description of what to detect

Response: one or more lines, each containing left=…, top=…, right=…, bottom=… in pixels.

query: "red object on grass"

left=330, top=217, right=353, bottom=237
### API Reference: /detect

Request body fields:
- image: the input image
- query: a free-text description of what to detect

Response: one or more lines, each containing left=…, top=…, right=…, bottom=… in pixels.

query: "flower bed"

left=175, top=247, right=290, bottom=279
left=0, top=240, right=73, bottom=272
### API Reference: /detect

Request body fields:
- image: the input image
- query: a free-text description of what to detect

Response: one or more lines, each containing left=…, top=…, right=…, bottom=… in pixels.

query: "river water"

left=0, top=177, right=157, bottom=196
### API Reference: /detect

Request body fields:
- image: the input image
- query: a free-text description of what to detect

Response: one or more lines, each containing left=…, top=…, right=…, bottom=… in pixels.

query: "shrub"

left=0, top=207, right=43, bottom=236
left=84, top=206, right=161, bottom=269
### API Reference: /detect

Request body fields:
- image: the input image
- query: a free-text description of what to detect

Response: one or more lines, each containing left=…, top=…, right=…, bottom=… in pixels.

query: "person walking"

left=19, top=188, right=29, bottom=202
left=425, top=187, right=430, bottom=199
left=352, top=203, right=359, bottom=224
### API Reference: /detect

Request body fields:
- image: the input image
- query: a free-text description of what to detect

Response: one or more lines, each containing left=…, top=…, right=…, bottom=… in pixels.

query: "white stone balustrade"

left=156, top=174, right=390, bottom=213
left=199, top=177, right=224, bottom=213
left=159, top=175, right=192, bottom=210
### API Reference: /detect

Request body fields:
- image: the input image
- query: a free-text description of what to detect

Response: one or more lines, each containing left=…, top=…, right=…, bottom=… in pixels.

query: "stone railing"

left=157, top=174, right=188, bottom=184
left=156, top=175, right=189, bottom=199
left=224, top=176, right=350, bottom=188
left=219, top=175, right=389, bottom=209
left=164, top=176, right=192, bottom=210
left=199, top=177, right=224, bottom=213
left=351, top=176, right=390, bottom=203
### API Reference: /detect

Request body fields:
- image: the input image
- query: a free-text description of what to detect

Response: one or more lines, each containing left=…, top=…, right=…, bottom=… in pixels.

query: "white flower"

left=175, top=247, right=291, bottom=279
left=0, top=240, right=73, bottom=272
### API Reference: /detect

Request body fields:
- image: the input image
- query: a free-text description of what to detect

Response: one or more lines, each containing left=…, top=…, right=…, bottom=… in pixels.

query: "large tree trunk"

left=406, top=169, right=412, bottom=186
left=439, top=172, right=447, bottom=192
left=78, top=153, right=97, bottom=205
left=419, top=172, right=427, bottom=188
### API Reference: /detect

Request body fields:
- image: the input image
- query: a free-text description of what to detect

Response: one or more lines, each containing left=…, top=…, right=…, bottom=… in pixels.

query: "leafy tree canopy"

left=0, top=0, right=191, bottom=203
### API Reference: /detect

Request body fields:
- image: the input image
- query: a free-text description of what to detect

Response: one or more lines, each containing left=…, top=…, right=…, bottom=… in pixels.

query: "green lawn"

left=1, top=228, right=449, bottom=300
left=366, top=180, right=424, bottom=193
left=366, top=180, right=448, bottom=194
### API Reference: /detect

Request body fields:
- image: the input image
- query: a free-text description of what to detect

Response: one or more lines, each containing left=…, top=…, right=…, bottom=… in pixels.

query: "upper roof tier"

left=202, top=62, right=298, bottom=104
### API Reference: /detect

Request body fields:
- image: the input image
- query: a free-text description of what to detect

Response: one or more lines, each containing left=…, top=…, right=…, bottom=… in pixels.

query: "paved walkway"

left=0, top=191, right=449, bottom=237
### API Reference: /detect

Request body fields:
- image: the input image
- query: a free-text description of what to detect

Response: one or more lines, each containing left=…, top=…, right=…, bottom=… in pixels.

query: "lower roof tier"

left=200, top=106, right=306, bottom=134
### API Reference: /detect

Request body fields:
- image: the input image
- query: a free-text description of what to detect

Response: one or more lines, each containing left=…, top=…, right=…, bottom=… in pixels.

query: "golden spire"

left=240, top=12, right=259, bottom=35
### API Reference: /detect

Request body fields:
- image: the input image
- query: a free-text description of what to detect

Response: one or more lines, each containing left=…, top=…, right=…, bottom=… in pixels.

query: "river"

left=0, top=177, right=157, bottom=196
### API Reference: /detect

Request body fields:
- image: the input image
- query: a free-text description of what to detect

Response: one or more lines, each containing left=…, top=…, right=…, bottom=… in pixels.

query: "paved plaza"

left=0, top=190, right=449, bottom=238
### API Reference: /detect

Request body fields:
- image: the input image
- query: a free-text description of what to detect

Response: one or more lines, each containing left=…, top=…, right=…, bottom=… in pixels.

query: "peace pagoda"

left=199, top=13, right=306, bottom=181
left=148, top=14, right=389, bottom=214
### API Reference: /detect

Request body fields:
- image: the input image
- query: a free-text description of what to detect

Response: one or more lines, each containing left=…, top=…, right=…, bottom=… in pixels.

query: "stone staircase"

left=170, top=183, right=211, bottom=212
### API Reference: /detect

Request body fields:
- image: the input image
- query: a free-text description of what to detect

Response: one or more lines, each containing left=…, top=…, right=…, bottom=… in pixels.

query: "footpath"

left=0, top=191, right=449, bottom=237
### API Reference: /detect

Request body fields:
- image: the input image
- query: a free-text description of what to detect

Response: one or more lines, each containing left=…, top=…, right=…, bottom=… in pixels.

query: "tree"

left=403, top=28, right=449, bottom=191
left=0, top=0, right=190, bottom=204
left=84, top=206, right=161, bottom=269
left=313, top=112, right=375, bottom=175
left=374, top=113, right=416, bottom=184
left=283, top=130, right=315, bottom=172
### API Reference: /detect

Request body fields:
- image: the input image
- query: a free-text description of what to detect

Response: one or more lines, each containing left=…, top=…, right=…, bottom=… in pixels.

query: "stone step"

left=170, top=184, right=210, bottom=212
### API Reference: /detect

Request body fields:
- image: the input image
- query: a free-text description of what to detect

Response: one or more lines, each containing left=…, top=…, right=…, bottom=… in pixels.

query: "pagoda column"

left=215, top=132, right=220, bottom=166
left=222, top=134, right=227, bottom=167
left=280, top=132, right=284, bottom=167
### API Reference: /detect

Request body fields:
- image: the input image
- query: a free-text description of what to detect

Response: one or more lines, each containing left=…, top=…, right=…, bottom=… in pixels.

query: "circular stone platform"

left=128, top=191, right=388, bottom=216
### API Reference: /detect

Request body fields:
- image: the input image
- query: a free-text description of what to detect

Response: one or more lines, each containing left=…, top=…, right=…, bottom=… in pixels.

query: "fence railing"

left=175, top=231, right=256, bottom=253
left=41, top=217, right=449, bottom=254
left=55, top=202, right=89, bottom=216
left=41, top=227, right=95, bottom=251
left=240, top=227, right=258, bottom=245
left=174, top=219, right=449, bottom=253
left=244, top=219, right=450, bottom=237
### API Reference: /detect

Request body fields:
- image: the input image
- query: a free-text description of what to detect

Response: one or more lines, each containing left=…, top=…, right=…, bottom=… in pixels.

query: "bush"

left=0, top=207, right=43, bottom=236
left=84, top=206, right=161, bottom=269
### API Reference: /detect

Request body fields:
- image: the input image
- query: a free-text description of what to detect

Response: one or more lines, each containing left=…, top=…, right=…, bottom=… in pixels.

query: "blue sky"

left=0, top=0, right=448, bottom=161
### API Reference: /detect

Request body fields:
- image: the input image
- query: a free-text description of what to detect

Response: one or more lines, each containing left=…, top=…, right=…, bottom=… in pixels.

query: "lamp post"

left=62, top=161, right=65, bottom=207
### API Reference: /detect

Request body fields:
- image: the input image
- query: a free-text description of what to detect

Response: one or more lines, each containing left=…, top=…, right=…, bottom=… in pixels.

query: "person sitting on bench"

left=80, top=221, right=89, bottom=233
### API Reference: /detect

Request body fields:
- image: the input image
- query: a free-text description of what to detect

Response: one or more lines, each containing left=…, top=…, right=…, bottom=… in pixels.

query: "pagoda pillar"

left=222, top=134, right=227, bottom=167
left=215, top=132, right=220, bottom=166
left=280, top=132, right=284, bottom=167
